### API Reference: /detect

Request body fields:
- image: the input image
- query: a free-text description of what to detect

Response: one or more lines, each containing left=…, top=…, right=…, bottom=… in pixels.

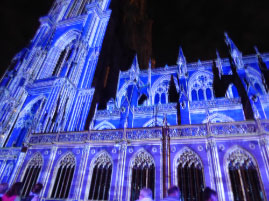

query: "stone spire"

left=177, top=47, right=187, bottom=77
left=224, top=32, right=244, bottom=69
left=130, top=54, right=140, bottom=82
left=216, top=50, right=223, bottom=77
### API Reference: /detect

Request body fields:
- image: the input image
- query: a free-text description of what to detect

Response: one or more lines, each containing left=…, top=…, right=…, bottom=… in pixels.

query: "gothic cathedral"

left=0, top=0, right=268, bottom=200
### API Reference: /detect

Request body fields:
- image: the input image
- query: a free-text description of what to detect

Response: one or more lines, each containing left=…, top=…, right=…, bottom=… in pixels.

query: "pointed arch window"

left=153, top=79, right=171, bottom=105
left=66, top=0, right=79, bottom=18
left=21, top=154, right=43, bottom=197
left=88, top=152, right=112, bottom=200
left=77, top=0, right=93, bottom=15
left=52, top=42, right=74, bottom=77
left=227, top=149, right=265, bottom=201
left=206, top=88, right=212, bottom=100
left=198, top=89, right=204, bottom=100
left=189, top=74, right=214, bottom=101
left=51, top=153, right=75, bottom=199
left=130, top=151, right=155, bottom=201
left=161, top=93, right=166, bottom=104
left=53, top=48, right=67, bottom=76
left=154, top=94, right=159, bottom=104
left=191, top=90, right=197, bottom=101
left=176, top=149, right=204, bottom=201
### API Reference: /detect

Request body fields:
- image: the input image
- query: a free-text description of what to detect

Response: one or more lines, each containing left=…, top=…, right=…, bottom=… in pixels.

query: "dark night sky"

left=1, top=0, right=269, bottom=76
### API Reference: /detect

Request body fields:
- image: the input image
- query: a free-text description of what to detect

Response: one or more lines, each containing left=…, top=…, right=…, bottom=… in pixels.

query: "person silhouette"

left=162, top=186, right=181, bottom=201
left=203, top=187, right=218, bottom=201
left=138, top=188, right=153, bottom=201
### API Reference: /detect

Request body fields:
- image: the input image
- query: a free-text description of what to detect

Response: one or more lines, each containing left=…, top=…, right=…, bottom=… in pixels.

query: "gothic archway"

left=21, top=153, right=43, bottom=196
left=202, top=113, right=234, bottom=123
left=224, top=147, right=265, bottom=201
left=6, top=96, right=45, bottom=147
left=94, top=121, right=116, bottom=130
left=151, top=75, right=179, bottom=105
left=129, top=149, right=155, bottom=201
left=174, top=147, right=205, bottom=201
left=188, top=71, right=214, bottom=101
left=50, top=153, right=76, bottom=199
left=87, top=151, right=113, bottom=200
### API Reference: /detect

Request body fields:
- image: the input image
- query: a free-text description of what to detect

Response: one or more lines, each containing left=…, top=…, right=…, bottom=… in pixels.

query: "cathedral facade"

left=0, top=0, right=268, bottom=200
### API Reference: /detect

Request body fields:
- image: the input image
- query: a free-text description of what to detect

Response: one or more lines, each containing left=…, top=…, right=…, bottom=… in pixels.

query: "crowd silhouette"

left=137, top=186, right=218, bottom=201
left=0, top=182, right=217, bottom=201
left=0, top=183, right=43, bottom=201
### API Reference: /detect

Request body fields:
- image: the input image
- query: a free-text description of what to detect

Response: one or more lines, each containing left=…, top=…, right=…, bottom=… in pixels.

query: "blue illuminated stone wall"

left=0, top=0, right=268, bottom=200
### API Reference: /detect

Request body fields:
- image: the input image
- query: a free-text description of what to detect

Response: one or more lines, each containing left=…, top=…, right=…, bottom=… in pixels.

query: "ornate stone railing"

left=95, top=109, right=121, bottom=118
left=0, top=148, right=21, bottom=160
left=95, top=103, right=177, bottom=118
left=126, top=127, right=162, bottom=140
left=27, top=120, right=269, bottom=145
left=134, top=103, right=177, bottom=114
left=169, top=124, right=207, bottom=137
left=209, top=121, right=257, bottom=136
left=189, top=98, right=242, bottom=109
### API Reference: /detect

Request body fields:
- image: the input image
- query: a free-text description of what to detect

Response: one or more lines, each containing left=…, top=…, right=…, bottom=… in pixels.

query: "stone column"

left=206, top=138, right=226, bottom=201
left=259, top=137, right=269, bottom=175
left=162, top=123, right=171, bottom=198
left=113, top=128, right=128, bottom=201
left=41, top=145, right=58, bottom=198
left=74, top=145, right=90, bottom=200
left=257, top=119, right=269, bottom=180
left=9, top=150, right=26, bottom=184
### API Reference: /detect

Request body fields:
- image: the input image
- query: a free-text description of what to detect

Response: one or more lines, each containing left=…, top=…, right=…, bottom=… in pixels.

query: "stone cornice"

left=27, top=120, right=269, bottom=145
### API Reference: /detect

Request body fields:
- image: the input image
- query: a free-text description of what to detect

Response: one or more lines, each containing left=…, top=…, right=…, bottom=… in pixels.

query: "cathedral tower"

left=0, top=0, right=111, bottom=147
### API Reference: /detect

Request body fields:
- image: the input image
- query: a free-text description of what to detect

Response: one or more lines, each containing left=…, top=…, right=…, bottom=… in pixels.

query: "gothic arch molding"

left=49, top=152, right=76, bottom=198
left=39, top=29, right=81, bottom=78
left=173, top=147, right=204, bottom=185
left=246, top=66, right=266, bottom=95
left=94, top=121, right=116, bottom=130
left=117, top=80, right=136, bottom=107
left=54, top=29, right=81, bottom=50
left=202, top=113, right=235, bottom=123
left=151, top=75, right=179, bottom=104
left=15, top=96, right=46, bottom=129
left=21, top=152, right=43, bottom=196
left=129, top=148, right=155, bottom=167
left=89, top=150, right=113, bottom=169
left=127, top=148, right=155, bottom=201
left=24, top=152, right=43, bottom=169
left=173, top=147, right=205, bottom=201
left=85, top=150, right=113, bottom=200
left=188, top=71, right=214, bottom=101
left=223, top=145, right=265, bottom=201
left=143, top=118, right=169, bottom=127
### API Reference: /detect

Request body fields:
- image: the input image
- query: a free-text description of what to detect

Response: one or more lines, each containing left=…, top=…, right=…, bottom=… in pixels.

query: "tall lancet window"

left=77, top=0, right=91, bottom=15
left=176, top=149, right=204, bottom=201
left=227, top=149, right=265, bottom=201
left=189, top=73, right=213, bottom=101
left=21, top=153, right=43, bottom=197
left=130, top=151, right=155, bottom=201
left=52, top=43, right=73, bottom=77
left=51, top=153, right=75, bottom=199
left=88, top=152, right=112, bottom=200
left=52, top=48, right=67, bottom=76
